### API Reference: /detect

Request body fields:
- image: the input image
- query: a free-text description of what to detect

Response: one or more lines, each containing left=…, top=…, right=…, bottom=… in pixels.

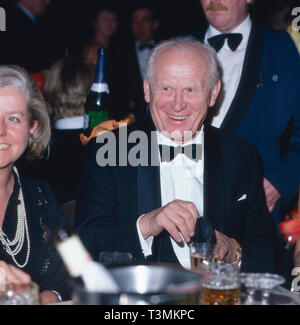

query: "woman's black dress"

left=0, top=171, right=72, bottom=300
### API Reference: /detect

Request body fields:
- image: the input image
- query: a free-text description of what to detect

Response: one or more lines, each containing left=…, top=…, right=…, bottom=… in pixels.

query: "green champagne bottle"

left=84, top=48, right=110, bottom=130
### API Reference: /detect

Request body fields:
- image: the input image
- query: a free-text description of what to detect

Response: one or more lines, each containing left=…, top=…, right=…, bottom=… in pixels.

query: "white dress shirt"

left=205, top=15, right=252, bottom=128
left=54, top=115, right=85, bottom=130
left=135, top=40, right=155, bottom=81
left=137, top=128, right=204, bottom=270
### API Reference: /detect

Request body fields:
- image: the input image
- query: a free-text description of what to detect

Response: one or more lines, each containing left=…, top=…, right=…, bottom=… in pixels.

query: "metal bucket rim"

left=75, top=264, right=203, bottom=295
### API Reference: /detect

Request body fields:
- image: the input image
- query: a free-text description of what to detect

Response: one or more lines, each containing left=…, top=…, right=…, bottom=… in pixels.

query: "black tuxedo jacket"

left=0, top=4, right=51, bottom=72
left=76, top=118, right=276, bottom=273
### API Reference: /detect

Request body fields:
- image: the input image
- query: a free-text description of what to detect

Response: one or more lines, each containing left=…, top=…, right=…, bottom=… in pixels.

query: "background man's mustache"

left=206, top=2, right=228, bottom=11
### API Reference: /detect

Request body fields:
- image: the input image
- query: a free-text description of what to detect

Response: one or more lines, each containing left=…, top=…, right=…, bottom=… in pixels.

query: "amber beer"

left=200, top=263, right=240, bottom=305
left=201, top=284, right=240, bottom=305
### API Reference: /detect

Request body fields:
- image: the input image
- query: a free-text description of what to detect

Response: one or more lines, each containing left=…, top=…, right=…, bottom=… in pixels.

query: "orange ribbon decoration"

left=80, top=116, right=136, bottom=146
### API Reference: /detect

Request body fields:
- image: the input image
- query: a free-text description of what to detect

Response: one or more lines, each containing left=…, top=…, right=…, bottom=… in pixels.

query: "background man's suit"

left=192, top=23, right=300, bottom=229
left=0, top=4, right=52, bottom=73
left=76, top=117, right=276, bottom=273
left=121, top=40, right=153, bottom=120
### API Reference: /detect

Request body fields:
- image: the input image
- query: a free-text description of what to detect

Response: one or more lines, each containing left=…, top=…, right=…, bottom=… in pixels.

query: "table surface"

left=51, top=286, right=300, bottom=305
left=267, top=286, right=300, bottom=305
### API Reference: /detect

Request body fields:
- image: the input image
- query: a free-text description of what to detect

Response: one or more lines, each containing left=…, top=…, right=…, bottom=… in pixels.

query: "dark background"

left=1, top=0, right=300, bottom=63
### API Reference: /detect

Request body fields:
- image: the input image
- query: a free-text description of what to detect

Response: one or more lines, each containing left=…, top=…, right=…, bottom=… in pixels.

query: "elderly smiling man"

left=76, top=37, right=276, bottom=273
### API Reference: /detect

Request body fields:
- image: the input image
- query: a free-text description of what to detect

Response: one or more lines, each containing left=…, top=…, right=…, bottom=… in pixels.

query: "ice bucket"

left=73, top=264, right=203, bottom=305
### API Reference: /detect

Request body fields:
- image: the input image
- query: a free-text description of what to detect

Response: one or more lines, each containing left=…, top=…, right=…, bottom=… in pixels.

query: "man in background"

left=1, top=0, right=52, bottom=73
left=192, top=0, right=300, bottom=280
left=125, top=3, right=159, bottom=120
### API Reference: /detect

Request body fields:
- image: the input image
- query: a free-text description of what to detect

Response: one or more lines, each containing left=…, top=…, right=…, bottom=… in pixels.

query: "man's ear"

left=144, top=79, right=151, bottom=103
left=209, top=79, right=221, bottom=107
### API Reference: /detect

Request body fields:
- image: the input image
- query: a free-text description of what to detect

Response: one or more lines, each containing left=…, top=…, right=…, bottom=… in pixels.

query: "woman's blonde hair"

left=0, top=65, right=51, bottom=160
left=44, top=56, right=95, bottom=120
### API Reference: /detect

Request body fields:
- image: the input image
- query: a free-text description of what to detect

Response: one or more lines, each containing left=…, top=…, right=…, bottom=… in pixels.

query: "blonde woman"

left=42, top=56, right=95, bottom=204
left=0, top=65, right=70, bottom=304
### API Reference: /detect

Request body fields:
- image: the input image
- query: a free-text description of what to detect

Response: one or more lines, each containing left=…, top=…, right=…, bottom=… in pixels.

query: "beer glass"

left=201, top=263, right=240, bottom=305
left=190, top=242, right=219, bottom=271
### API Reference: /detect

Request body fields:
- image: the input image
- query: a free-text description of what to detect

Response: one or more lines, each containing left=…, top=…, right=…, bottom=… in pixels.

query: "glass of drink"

left=201, top=263, right=240, bottom=305
left=240, top=273, right=285, bottom=305
left=255, top=273, right=285, bottom=305
left=0, top=282, right=39, bottom=305
left=190, top=242, right=219, bottom=271
left=240, top=273, right=260, bottom=305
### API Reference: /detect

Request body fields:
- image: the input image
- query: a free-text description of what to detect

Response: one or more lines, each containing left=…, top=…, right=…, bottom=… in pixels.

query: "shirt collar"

left=135, top=40, right=156, bottom=49
left=54, top=116, right=85, bottom=130
left=205, top=14, right=252, bottom=47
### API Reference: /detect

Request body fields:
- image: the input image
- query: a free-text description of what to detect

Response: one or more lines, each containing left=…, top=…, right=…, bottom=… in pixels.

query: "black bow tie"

left=139, top=43, right=155, bottom=51
left=208, top=33, right=243, bottom=52
left=159, top=144, right=202, bottom=163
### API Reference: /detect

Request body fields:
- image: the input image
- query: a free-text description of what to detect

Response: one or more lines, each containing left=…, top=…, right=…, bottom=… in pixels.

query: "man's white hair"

left=145, top=36, right=221, bottom=93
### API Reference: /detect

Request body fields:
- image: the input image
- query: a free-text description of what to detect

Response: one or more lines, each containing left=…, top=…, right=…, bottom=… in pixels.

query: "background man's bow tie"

left=159, top=144, right=202, bottom=163
left=139, top=43, right=155, bottom=51
left=208, top=33, right=243, bottom=52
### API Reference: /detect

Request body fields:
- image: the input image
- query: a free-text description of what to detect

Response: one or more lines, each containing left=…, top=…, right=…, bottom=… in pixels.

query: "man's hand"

left=263, top=178, right=281, bottom=213
left=39, top=290, right=61, bottom=305
left=215, top=231, right=240, bottom=264
left=139, top=200, right=200, bottom=243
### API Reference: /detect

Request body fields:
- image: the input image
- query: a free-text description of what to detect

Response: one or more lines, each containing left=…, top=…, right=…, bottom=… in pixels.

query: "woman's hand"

left=0, top=261, right=31, bottom=287
left=0, top=261, right=62, bottom=305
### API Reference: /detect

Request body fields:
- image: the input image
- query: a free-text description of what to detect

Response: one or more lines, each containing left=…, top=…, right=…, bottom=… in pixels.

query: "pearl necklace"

left=0, top=167, right=30, bottom=268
